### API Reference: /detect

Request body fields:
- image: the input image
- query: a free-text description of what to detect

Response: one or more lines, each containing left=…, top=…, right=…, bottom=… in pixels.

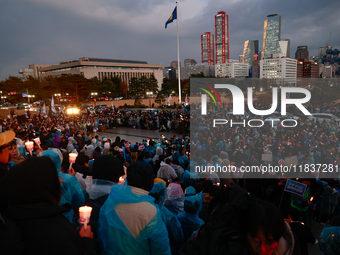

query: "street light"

left=54, top=93, right=61, bottom=103
left=91, top=92, right=98, bottom=106
left=146, top=92, right=153, bottom=108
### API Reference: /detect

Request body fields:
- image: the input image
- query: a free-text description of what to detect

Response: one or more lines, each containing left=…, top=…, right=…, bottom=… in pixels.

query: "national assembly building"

left=19, top=57, right=164, bottom=89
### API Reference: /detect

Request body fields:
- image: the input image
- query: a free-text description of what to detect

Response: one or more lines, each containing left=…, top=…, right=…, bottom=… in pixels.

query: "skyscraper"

left=201, top=32, right=214, bottom=65
left=215, top=11, right=229, bottom=64
left=279, top=39, right=290, bottom=58
left=295, top=46, right=309, bottom=60
left=253, top=40, right=259, bottom=55
left=262, top=14, right=281, bottom=59
left=242, top=40, right=255, bottom=65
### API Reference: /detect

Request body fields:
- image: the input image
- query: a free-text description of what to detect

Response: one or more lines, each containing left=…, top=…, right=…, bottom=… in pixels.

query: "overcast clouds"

left=0, top=0, right=339, bottom=81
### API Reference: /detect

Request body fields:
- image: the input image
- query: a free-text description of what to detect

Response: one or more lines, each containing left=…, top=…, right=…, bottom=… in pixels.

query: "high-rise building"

left=170, top=61, right=181, bottom=69
left=184, top=59, right=197, bottom=67
left=295, top=46, right=309, bottom=60
left=201, top=32, right=214, bottom=65
left=253, top=40, right=259, bottom=55
left=215, top=11, right=229, bottom=64
left=279, top=39, right=290, bottom=57
left=242, top=40, right=255, bottom=65
left=262, top=14, right=282, bottom=59
left=239, top=55, right=244, bottom=63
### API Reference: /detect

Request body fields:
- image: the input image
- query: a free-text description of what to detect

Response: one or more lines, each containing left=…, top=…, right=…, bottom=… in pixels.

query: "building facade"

left=215, top=11, right=229, bottom=64
left=262, top=14, right=282, bottom=59
left=180, top=64, right=215, bottom=79
left=279, top=39, right=290, bottom=58
left=295, top=45, right=309, bottom=60
left=253, top=40, right=259, bottom=55
left=260, top=57, right=297, bottom=84
left=184, top=59, right=197, bottom=67
left=215, top=63, right=249, bottom=78
left=297, top=59, right=318, bottom=78
left=35, top=57, right=164, bottom=90
left=201, top=32, right=214, bottom=65
left=170, top=60, right=181, bottom=69
left=243, top=40, right=255, bottom=66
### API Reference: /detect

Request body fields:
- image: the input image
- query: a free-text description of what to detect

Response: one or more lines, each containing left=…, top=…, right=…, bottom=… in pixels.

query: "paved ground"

left=90, top=127, right=181, bottom=144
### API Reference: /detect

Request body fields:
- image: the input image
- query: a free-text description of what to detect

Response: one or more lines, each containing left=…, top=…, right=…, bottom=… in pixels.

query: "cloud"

left=0, top=0, right=339, bottom=81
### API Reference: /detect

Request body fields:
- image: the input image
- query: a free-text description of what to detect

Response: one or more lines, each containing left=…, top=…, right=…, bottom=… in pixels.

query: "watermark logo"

left=201, top=84, right=311, bottom=116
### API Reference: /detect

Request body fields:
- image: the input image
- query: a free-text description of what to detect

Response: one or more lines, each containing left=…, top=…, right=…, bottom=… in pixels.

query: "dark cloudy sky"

left=0, top=0, right=339, bottom=81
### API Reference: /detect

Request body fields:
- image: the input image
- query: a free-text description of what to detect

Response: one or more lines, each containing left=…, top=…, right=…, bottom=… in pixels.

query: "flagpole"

left=176, top=1, right=181, bottom=104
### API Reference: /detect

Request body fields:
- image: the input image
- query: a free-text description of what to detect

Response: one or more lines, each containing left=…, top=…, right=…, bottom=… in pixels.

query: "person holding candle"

left=38, top=149, right=85, bottom=225
left=0, top=157, right=96, bottom=255
left=98, top=161, right=171, bottom=255
left=85, top=155, right=125, bottom=254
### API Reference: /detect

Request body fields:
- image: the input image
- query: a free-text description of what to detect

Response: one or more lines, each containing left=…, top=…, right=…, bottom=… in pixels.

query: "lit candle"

left=79, top=206, right=92, bottom=230
left=118, top=177, right=125, bottom=184
left=217, top=182, right=220, bottom=186
left=25, top=141, right=34, bottom=156
left=33, top=138, right=41, bottom=148
left=69, top=153, right=78, bottom=170
left=310, top=197, right=314, bottom=202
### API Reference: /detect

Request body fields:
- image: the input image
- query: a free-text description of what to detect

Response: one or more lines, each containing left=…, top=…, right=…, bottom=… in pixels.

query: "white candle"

left=25, top=141, right=34, bottom=151
left=69, top=153, right=77, bottom=170
left=104, top=142, right=110, bottom=149
left=69, top=153, right=77, bottom=164
left=79, top=206, right=92, bottom=230
left=33, top=137, right=41, bottom=146
left=118, top=177, right=125, bottom=184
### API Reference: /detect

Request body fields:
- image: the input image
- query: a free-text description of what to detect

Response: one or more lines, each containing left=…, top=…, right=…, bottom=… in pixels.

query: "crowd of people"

left=0, top=101, right=339, bottom=254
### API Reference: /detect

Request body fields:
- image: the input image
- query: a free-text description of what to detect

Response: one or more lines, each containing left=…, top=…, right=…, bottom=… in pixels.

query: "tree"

left=148, top=74, right=158, bottom=94
left=129, top=77, right=142, bottom=105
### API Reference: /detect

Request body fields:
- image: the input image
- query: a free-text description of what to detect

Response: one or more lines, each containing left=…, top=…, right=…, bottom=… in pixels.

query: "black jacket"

left=0, top=202, right=96, bottom=255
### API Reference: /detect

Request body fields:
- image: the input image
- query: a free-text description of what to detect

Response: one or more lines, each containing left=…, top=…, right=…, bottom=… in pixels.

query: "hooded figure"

left=177, top=194, right=204, bottom=242
left=38, top=149, right=85, bottom=224
left=150, top=181, right=184, bottom=255
left=0, top=157, right=95, bottom=255
left=164, top=182, right=185, bottom=215
left=85, top=155, right=125, bottom=254
left=153, top=147, right=163, bottom=164
left=52, top=133, right=62, bottom=148
left=66, top=137, right=75, bottom=152
left=98, top=161, right=171, bottom=255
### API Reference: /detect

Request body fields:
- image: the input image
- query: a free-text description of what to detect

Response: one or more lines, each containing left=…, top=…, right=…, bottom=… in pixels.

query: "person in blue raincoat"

left=177, top=194, right=204, bottom=242
left=38, top=149, right=85, bottom=224
left=150, top=180, right=184, bottom=255
left=98, top=161, right=171, bottom=255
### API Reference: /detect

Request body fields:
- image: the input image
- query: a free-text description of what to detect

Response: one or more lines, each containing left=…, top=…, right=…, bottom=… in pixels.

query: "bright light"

left=67, top=108, right=80, bottom=114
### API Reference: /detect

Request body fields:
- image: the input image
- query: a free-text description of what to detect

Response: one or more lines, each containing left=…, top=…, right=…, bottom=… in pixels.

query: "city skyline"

left=0, top=0, right=339, bottom=81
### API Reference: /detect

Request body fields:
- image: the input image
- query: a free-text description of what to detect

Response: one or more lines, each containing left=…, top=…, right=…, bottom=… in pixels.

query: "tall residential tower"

left=201, top=32, right=214, bottom=65
left=215, top=11, right=229, bottom=64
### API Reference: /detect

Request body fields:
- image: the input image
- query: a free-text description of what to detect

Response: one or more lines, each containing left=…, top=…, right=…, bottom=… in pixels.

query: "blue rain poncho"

left=319, top=227, right=340, bottom=255
left=39, top=149, right=85, bottom=224
left=164, top=183, right=185, bottom=215
left=150, top=182, right=184, bottom=254
left=177, top=194, right=204, bottom=242
left=98, top=182, right=171, bottom=255
left=185, top=186, right=196, bottom=197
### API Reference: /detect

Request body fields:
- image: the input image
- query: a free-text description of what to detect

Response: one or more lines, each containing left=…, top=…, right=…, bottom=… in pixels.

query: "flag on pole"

left=111, top=102, right=115, bottom=111
left=42, top=103, right=46, bottom=114
left=184, top=94, right=188, bottom=106
left=165, top=7, right=177, bottom=28
left=51, top=96, right=56, bottom=113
